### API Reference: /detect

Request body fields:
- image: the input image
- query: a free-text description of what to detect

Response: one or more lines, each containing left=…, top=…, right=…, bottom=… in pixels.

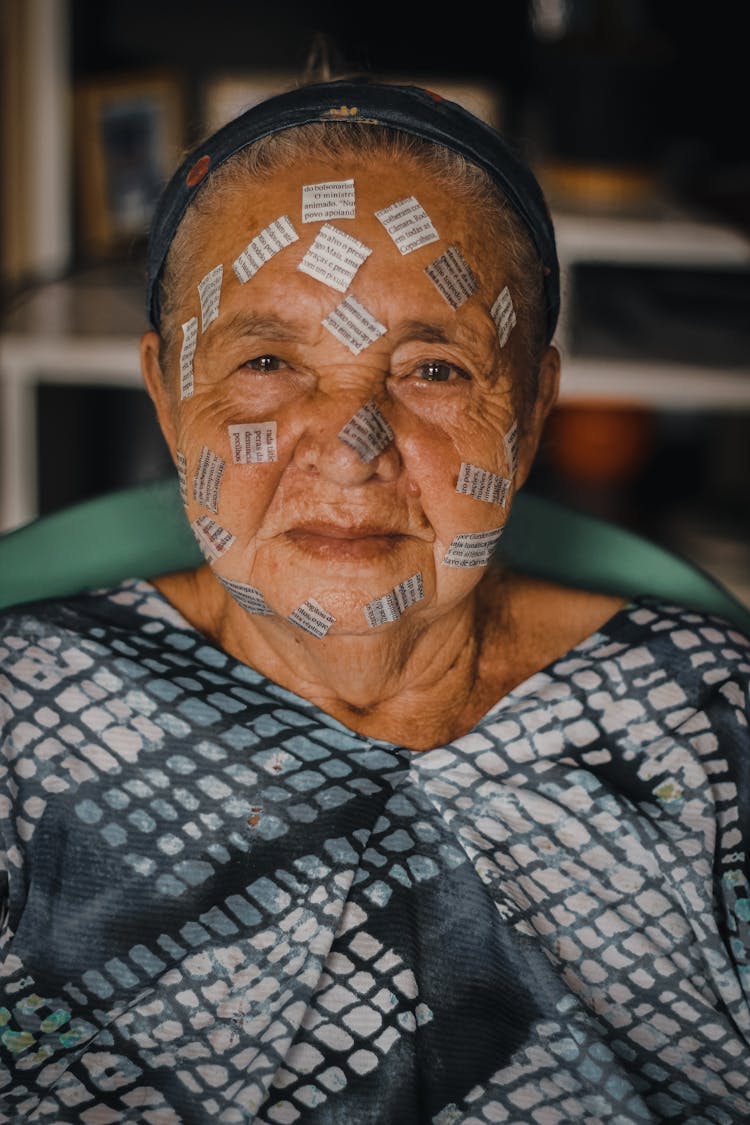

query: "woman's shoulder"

left=485, top=576, right=624, bottom=682
left=507, top=573, right=749, bottom=643
left=1, top=578, right=190, bottom=633
left=490, top=574, right=750, bottom=700
left=0, top=579, right=193, bottom=695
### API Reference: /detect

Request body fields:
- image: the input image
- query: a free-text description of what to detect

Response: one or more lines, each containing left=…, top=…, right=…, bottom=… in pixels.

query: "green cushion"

left=1, top=476, right=749, bottom=632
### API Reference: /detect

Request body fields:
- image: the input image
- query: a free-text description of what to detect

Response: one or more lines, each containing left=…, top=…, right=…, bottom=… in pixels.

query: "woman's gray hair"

left=158, top=122, right=548, bottom=420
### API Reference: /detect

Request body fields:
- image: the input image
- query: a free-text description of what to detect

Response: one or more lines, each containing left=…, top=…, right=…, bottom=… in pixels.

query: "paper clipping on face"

left=302, top=179, right=356, bottom=223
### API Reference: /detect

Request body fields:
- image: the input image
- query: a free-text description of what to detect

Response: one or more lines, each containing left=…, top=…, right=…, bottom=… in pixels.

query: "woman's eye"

left=243, top=354, right=286, bottom=374
left=415, top=361, right=470, bottom=383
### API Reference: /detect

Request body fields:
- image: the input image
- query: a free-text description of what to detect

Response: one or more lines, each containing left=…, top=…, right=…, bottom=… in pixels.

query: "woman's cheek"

left=395, top=403, right=515, bottom=555
left=174, top=401, right=286, bottom=549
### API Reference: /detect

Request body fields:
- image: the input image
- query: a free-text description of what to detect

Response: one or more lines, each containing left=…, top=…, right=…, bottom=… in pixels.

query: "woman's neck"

left=151, top=567, right=627, bottom=751
left=153, top=565, right=514, bottom=750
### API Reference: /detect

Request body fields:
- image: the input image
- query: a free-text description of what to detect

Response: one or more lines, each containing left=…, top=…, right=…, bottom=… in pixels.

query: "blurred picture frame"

left=74, top=73, right=185, bottom=258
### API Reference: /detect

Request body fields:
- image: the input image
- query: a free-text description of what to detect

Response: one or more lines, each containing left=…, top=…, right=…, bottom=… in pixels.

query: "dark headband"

left=146, top=77, right=560, bottom=342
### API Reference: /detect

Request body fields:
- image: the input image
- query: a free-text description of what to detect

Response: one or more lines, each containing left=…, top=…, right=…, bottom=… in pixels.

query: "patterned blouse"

left=0, top=579, right=749, bottom=1124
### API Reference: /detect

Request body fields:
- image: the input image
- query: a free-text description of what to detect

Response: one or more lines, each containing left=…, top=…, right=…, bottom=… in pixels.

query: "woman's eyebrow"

left=213, top=312, right=308, bottom=343
left=392, top=320, right=452, bottom=346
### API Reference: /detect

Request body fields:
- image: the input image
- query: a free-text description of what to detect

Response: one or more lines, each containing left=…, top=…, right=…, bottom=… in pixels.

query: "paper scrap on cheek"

left=425, top=245, right=477, bottom=309
left=456, top=462, right=510, bottom=506
left=338, top=399, right=394, bottom=463
left=504, top=420, right=519, bottom=478
left=180, top=317, right=198, bottom=400
left=288, top=598, right=336, bottom=638
left=191, top=515, right=235, bottom=562
left=228, top=422, right=278, bottom=464
left=364, top=572, right=424, bottom=628
left=232, top=215, right=299, bottom=284
left=217, top=576, right=273, bottom=616
left=443, top=527, right=504, bottom=567
left=298, top=224, right=371, bottom=292
left=491, top=285, right=517, bottom=348
left=375, top=196, right=439, bottom=254
left=176, top=451, right=187, bottom=506
left=323, top=295, right=387, bottom=356
left=193, top=446, right=225, bottom=512
left=198, top=264, right=223, bottom=331
left=302, top=179, right=356, bottom=222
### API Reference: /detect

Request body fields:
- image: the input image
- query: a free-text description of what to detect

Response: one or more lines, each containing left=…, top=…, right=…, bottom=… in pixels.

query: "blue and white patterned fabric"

left=0, top=579, right=749, bottom=1124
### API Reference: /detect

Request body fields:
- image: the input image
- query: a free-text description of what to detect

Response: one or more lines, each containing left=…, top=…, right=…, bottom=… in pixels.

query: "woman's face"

left=147, top=153, right=557, bottom=636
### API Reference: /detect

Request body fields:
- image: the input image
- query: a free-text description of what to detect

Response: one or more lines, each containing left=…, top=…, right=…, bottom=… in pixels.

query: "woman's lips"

left=285, top=524, right=408, bottom=560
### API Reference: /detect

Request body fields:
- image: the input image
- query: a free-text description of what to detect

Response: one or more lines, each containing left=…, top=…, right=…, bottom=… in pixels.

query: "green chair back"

left=1, top=477, right=749, bottom=633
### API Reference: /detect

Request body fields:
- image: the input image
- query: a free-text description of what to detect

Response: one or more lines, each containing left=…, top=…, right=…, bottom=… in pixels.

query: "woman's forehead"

left=178, top=154, right=505, bottom=317
left=197, top=155, right=479, bottom=241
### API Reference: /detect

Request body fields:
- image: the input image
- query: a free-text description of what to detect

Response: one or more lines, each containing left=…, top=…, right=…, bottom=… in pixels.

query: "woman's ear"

left=141, top=330, right=179, bottom=460
left=514, top=345, right=560, bottom=490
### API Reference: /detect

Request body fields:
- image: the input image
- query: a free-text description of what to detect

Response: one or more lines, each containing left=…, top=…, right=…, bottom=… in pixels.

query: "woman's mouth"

left=285, top=523, right=408, bottom=560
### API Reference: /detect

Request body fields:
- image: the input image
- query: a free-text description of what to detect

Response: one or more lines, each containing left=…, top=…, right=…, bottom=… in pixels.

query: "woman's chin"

left=274, top=582, right=430, bottom=638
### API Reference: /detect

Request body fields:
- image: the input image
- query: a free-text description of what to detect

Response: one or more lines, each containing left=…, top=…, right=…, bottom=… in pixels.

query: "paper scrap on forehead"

left=192, top=515, right=235, bottom=562
left=504, top=420, right=519, bottom=478
left=442, top=527, right=504, bottom=568
left=338, top=399, right=394, bottom=463
left=302, top=179, right=356, bottom=223
left=425, top=245, right=477, bottom=309
left=180, top=317, right=198, bottom=400
left=375, top=196, right=439, bottom=255
left=456, top=462, right=510, bottom=506
left=176, top=451, right=187, bottom=506
left=228, top=422, right=278, bottom=464
left=288, top=598, right=336, bottom=638
left=217, top=576, right=273, bottom=616
left=232, top=215, right=299, bottom=284
left=364, top=572, right=424, bottom=628
left=198, top=264, right=223, bottom=332
left=491, top=285, right=516, bottom=348
left=298, top=223, right=371, bottom=292
left=193, top=446, right=225, bottom=513
left=323, top=295, right=387, bottom=356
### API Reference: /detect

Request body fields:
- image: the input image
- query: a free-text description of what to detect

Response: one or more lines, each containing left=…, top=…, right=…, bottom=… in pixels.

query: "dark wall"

left=71, top=0, right=750, bottom=231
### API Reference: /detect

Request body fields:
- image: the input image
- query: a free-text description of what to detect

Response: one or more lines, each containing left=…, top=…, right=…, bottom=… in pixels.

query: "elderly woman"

left=1, top=78, right=749, bottom=1123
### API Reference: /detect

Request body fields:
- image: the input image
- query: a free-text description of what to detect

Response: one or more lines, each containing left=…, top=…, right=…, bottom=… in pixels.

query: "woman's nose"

left=292, top=398, right=401, bottom=484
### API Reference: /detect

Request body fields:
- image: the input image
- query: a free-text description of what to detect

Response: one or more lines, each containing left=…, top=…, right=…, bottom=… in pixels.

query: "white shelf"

left=559, top=357, right=750, bottom=410
left=554, top=211, right=750, bottom=266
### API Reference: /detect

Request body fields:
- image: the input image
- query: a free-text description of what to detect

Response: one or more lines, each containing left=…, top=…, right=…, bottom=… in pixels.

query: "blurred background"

left=1, top=0, right=749, bottom=605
